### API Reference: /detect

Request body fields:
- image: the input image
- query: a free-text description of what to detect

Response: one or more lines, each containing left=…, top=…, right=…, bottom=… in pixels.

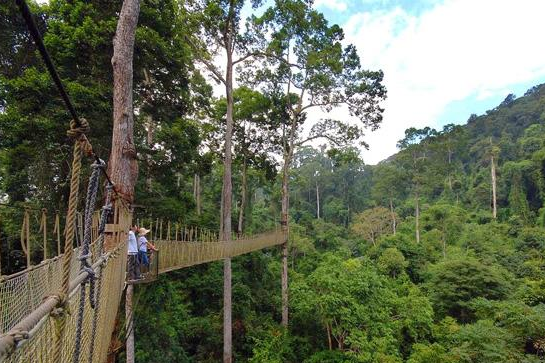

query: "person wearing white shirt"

left=127, top=225, right=140, bottom=280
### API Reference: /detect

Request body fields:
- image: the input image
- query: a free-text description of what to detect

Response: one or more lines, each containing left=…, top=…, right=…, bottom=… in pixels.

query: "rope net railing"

left=0, top=208, right=131, bottom=363
left=0, top=205, right=100, bottom=277
left=156, top=229, right=286, bottom=274
left=1, top=245, right=82, bottom=335
left=0, top=217, right=106, bottom=335
left=2, top=244, right=127, bottom=363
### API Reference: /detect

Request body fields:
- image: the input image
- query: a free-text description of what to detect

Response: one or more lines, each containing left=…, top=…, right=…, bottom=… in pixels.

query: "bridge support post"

left=223, top=257, right=232, bottom=363
left=126, top=284, right=135, bottom=363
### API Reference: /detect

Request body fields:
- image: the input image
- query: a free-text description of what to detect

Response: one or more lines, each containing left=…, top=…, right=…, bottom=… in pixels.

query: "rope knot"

left=83, top=266, right=95, bottom=279
left=53, top=292, right=67, bottom=310
left=105, top=183, right=114, bottom=193
left=9, top=329, right=29, bottom=342
left=66, top=118, right=90, bottom=139
left=92, top=159, right=106, bottom=170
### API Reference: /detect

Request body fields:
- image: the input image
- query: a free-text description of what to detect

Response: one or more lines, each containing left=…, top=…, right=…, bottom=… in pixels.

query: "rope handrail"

left=155, top=229, right=286, bottom=274
left=0, top=235, right=102, bottom=285
left=0, top=242, right=125, bottom=360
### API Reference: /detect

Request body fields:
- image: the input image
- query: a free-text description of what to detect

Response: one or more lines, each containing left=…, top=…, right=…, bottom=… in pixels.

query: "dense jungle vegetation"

left=131, top=84, right=545, bottom=363
left=2, top=1, right=545, bottom=362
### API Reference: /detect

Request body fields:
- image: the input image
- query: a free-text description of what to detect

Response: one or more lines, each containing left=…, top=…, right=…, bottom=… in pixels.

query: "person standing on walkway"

left=138, top=227, right=157, bottom=273
left=127, top=225, right=140, bottom=280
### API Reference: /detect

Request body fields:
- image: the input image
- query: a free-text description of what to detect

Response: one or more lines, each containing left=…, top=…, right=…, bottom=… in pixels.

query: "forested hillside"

left=2, top=1, right=545, bottom=362
left=130, top=84, right=545, bottom=362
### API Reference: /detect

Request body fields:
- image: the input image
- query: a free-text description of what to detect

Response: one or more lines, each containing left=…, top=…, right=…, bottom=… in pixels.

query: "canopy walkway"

left=0, top=216, right=285, bottom=362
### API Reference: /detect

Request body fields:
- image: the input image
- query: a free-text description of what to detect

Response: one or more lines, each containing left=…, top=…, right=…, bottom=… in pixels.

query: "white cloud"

left=340, top=0, right=545, bottom=164
left=315, top=0, right=349, bottom=12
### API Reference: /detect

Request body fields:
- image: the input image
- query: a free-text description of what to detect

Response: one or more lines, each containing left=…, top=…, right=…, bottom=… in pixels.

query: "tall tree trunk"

left=491, top=155, right=497, bottom=219
left=145, top=114, right=154, bottom=192
left=326, top=323, right=332, bottom=350
left=316, top=179, right=320, bottom=219
left=197, top=174, right=201, bottom=215
left=447, top=148, right=453, bottom=190
left=107, top=2, right=140, bottom=361
left=193, top=173, right=197, bottom=200
left=108, top=0, right=140, bottom=203
left=143, top=69, right=154, bottom=192
left=389, top=197, right=396, bottom=235
left=125, top=284, right=135, bottom=363
left=223, top=257, right=232, bottom=363
left=194, top=174, right=201, bottom=215
left=220, top=183, right=224, bottom=235
left=442, top=233, right=446, bottom=258
left=238, top=156, right=247, bottom=236
left=222, top=35, right=234, bottom=363
left=415, top=188, right=420, bottom=243
left=281, top=153, right=290, bottom=327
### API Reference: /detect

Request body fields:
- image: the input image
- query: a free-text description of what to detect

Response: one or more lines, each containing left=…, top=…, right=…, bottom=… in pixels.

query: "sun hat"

left=138, top=227, right=150, bottom=236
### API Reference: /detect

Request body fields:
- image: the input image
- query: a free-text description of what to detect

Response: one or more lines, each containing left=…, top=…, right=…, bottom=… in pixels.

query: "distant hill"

left=465, top=83, right=545, bottom=147
left=373, top=83, right=545, bottom=222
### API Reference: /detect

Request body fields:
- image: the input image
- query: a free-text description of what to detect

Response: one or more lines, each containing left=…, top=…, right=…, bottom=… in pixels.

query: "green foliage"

left=249, top=330, right=295, bottom=363
left=407, top=343, right=449, bottom=363
left=448, top=320, right=524, bottom=363
left=4, top=0, right=545, bottom=361
left=304, top=350, right=357, bottom=363
left=426, top=258, right=513, bottom=322
left=378, top=247, right=408, bottom=278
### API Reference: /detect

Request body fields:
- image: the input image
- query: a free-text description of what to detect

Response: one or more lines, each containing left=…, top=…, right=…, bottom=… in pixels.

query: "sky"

left=36, top=0, right=545, bottom=164
left=311, top=0, right=545, bottom=164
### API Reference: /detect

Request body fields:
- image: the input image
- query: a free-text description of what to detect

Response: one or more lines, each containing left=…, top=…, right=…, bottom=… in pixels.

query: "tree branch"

left=232, top=52, right=258, bottom=65
left=300, top=100, right=346, bottom=113
left=296, top=133, right=339, bottom=147
left=200, top=57, right=226, bottom=85
left=232, top=50, right=303, bottom=68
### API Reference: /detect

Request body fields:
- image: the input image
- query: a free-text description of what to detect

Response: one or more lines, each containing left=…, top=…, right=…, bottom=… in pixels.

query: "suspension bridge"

left=0, top=205, right=285, bottom=362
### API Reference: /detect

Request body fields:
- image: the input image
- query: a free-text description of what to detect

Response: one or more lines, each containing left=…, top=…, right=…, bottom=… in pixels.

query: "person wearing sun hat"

left=137, top=227, right=157, bottom=273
